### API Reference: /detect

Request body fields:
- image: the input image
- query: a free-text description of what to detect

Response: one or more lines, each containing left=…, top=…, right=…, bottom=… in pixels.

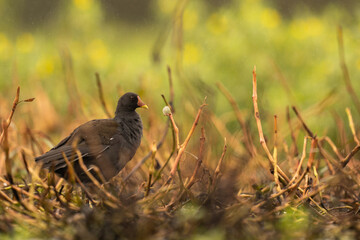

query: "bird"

left=35, top=92, right=148, bottom=183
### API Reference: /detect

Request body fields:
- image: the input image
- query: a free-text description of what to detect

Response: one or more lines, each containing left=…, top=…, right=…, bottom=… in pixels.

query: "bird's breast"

left=119, top=118, right=143, bottom=146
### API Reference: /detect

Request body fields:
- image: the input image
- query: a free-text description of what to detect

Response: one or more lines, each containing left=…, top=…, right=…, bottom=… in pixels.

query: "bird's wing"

left=37, top=143, right=111, bottom=172
left=35, top=119, right=120, bottom=172
left=35, top=143, right=88, bottom=170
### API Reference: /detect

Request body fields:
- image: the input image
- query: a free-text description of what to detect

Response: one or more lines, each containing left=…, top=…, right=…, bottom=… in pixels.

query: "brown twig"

left=20, top=149, right=30, bottom=175
left=274, top=138, right=316, bottom=200
left=337, top=26, right=360, bottom=115
left=251, top=68, right=328, bottom=216
left=292, top=106, right=335, bottom=174
left=273, top=115, right=282, bottom=193
left=186, top=127, right=206, bottom=190
left=212, top=138, right=227, bottom=191
left=307, top=138, right=317, bottom=171
left=0, top=86, right=34, bottom=144
left=313, top=165, right=323, bottom=201
left=166, top=99, right=207, bottom=184
left=166, top=104, right=180, bottom=151
left=0, top=87, right=20, bottom=144
left=341, top=145, right=360, bottom=168
left=292, top=106, right=314, bottom=138
left=345, top=107, right=360, bottom=145
left=0, top=87, right=34, bottom=211
left=252, top=66, right=290, bottom=184
left=341, top=107, right=360, bottom=167
left=95, top=72, right=112, bottom=118
left=289, top=137, right=308, bottom=185
left=149, top=95, right=178, bottom=186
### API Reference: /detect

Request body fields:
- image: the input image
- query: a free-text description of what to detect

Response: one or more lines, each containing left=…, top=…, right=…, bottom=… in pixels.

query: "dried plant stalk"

left=212, top=138, right=227, bottom=191
left=166, top=99, right=207, bottom=184
left=95, top=72, right=112, bottom=118
left=186, top=127, right=206, bottom=190
left=0, top=87, right=20, bottom=144
left=345, top=107, right=360, bottom=145
left=273, top=115, right=282, bottom=193
left=252, top=66, right=290, bottom=184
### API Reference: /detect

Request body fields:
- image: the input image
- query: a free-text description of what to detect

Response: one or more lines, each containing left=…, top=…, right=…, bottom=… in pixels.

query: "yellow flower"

left=261, top=8, right=281, bottom=29
left=73, top=0, right=93, bottom=10
left=16, top=33, right=34, bottom=53
left=87, top=39, right=109, bottom=69
left=207, top=13, right=229, bottom=35
left=36, top=56, right=56, bottom=78
left=183, top=43, right=201, bottom=64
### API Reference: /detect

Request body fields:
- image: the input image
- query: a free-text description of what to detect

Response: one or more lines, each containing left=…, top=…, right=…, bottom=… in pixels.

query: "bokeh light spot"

left=183, top=43, right=201, bottom=64
left=261, top=8, right=281, bottom=29
left=87, top=39, right=109, bottom=69
left=73, top=0, right=93, bottom=10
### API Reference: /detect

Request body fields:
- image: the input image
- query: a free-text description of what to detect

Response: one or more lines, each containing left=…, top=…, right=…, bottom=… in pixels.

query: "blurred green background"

left=1, top=0, right=360, bottom=140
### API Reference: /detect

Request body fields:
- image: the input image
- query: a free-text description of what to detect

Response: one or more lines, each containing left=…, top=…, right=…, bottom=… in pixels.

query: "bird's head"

left=116, top=92, right=148, bottom=113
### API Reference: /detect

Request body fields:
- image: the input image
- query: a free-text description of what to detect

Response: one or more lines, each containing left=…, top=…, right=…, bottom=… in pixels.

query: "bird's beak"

left=137, top=96, right=149, bottom=109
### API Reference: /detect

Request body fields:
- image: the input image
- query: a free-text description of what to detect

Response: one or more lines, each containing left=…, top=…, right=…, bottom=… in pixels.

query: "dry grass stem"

left=345, top=107, right=360, bottom=145
left=212, top=137, right=227, bottom=191
left=273, top=115, right=282, bottom=193
left=252, top=66, right=290, bottom=184
left=292, top=106, right=314, bottom=138
left=0, top=87, right=20, bottom=144
left=341, top=145, right=360, bottom=168
left=95, top=72, right=112, bottom=118
left=289, top=137, right=308, bottom=184
left=186, top=127, right=206, bottom=190
left=166, top=99, right=207, bottom=184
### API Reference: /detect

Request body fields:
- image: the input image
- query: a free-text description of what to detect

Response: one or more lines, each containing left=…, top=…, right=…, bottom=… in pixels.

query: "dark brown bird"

left=35, top=92, right=148, bottom=183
